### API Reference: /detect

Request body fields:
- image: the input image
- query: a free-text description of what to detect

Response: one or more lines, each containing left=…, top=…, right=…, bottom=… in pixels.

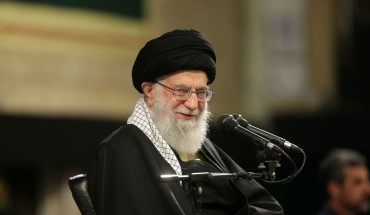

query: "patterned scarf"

left=127, top=98, right=182, bottom=175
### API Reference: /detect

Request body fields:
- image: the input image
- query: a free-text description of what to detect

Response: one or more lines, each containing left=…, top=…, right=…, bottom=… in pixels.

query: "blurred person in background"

left=317, top=148, right=370, bottom=215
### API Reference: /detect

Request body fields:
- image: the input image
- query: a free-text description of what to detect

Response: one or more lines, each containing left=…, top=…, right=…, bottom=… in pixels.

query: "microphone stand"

left=254, top=140, right=299, bottom=184
left=159, top=172, right=264, bottom=215
left=256, top=146, right=282, bottom=181
left=159, top=171, right=264, bottom=183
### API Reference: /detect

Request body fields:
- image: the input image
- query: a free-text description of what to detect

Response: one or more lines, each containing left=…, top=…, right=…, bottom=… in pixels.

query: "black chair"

left=68, top=174, right=96, bottom=215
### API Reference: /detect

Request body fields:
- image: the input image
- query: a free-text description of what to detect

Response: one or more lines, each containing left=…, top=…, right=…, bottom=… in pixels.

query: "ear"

left=327, top=181, right=341, bottom=200
left=141, top=82, right=155, bottom=107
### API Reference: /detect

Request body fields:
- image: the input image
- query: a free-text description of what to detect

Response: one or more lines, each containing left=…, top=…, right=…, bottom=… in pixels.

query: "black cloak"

left=87, top=124, right=284, bottom=215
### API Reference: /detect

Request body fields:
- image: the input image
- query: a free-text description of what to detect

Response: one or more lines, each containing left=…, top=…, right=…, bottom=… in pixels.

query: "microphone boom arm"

left=159, top=172, right=264, bottom=183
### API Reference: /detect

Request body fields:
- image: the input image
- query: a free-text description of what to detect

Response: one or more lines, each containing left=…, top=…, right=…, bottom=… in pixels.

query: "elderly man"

left=87, top=29, right=283, bottom=215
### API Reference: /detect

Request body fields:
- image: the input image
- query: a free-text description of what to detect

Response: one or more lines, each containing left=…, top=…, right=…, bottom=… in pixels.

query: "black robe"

left=87, top=124, right=284, bottom=215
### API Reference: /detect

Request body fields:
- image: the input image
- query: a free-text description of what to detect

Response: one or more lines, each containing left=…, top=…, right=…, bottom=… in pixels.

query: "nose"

left=183, top=93, right=199, bottom=110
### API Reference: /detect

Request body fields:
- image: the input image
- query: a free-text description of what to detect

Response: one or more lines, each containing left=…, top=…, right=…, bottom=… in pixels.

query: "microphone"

left=233, top=114, right=301, bottom=151
left=217, top=114, right=306, bottom=183
left=217, top=115, right=284, bottom=153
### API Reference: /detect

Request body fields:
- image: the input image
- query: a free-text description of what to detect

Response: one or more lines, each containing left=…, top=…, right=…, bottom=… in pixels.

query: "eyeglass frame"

left=154, top=81, right=214, bottom=102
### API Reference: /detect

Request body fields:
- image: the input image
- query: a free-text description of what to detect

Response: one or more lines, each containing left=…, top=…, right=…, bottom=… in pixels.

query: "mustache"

left=174, top=107, right=200, bottom=116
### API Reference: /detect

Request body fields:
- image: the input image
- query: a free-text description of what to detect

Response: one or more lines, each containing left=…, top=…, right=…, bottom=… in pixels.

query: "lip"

left=176, top=112, right=196, bottom=120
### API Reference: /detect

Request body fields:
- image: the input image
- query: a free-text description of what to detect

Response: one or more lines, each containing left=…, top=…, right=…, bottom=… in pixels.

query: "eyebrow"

left=175, top=83, right=209, bottom=90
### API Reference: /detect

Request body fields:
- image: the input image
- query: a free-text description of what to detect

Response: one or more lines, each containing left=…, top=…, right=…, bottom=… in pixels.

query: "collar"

left=127, top=98, right=182, bottom=175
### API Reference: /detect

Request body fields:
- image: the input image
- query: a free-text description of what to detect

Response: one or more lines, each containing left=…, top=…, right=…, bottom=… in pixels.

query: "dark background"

left=1, top=0, right=370, bottom=214
left=9, top=0, right=142, bottom=19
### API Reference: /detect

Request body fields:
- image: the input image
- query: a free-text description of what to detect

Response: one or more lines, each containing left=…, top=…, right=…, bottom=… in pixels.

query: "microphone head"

left=216, top=114, right=239, bottom=133
left=234, top=115, right=250, bottom=128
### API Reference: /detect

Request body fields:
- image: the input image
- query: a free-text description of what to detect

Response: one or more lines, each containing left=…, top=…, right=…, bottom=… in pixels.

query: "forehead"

left=162, top=70, right=208, bottom=86
left=343, top=165, right=369, bottom=180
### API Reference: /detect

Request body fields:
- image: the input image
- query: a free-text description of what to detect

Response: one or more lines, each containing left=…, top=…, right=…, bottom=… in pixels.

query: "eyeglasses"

left=154, top=81, right=214, bottom=102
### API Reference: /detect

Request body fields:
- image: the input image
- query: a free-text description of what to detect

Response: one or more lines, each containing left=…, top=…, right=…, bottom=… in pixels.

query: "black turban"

left=132, top=29, right=216, bottom=93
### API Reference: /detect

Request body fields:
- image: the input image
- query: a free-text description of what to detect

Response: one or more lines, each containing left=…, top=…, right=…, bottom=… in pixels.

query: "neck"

left=328, top=200, right=356, bottom=215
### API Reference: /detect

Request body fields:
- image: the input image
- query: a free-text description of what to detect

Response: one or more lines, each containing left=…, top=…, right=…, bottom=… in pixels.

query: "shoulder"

left=316, top=206, right=336, bottom=215
left=102, top=124, right=142, bottom=141
left=96, top=124, right=148, bottom=152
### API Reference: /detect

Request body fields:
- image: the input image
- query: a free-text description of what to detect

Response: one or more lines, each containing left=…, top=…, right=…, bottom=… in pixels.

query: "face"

left=335, top=165, right=370, bottom=213
left=143, top=70, right=208, bottom=118
left=141, top=70, right=211, bottom=154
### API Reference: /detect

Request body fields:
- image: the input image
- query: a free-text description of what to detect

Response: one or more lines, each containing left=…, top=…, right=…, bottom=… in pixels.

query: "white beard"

left=150, top=86, right=211, bottom=155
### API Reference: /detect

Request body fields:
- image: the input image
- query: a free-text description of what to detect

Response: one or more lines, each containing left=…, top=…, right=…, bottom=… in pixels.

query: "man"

left=87, top=29, right=284, bottom=215
left=317, top=148, right=370, bottom=215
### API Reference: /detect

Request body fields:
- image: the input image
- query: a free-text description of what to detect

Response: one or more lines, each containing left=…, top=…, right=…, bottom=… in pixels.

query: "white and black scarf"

left=127, top=98, right=182, bottom=175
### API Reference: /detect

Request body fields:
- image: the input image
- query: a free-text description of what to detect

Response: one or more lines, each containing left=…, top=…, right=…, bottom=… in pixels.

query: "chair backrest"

left=68, top=174, right=96, bottom=215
